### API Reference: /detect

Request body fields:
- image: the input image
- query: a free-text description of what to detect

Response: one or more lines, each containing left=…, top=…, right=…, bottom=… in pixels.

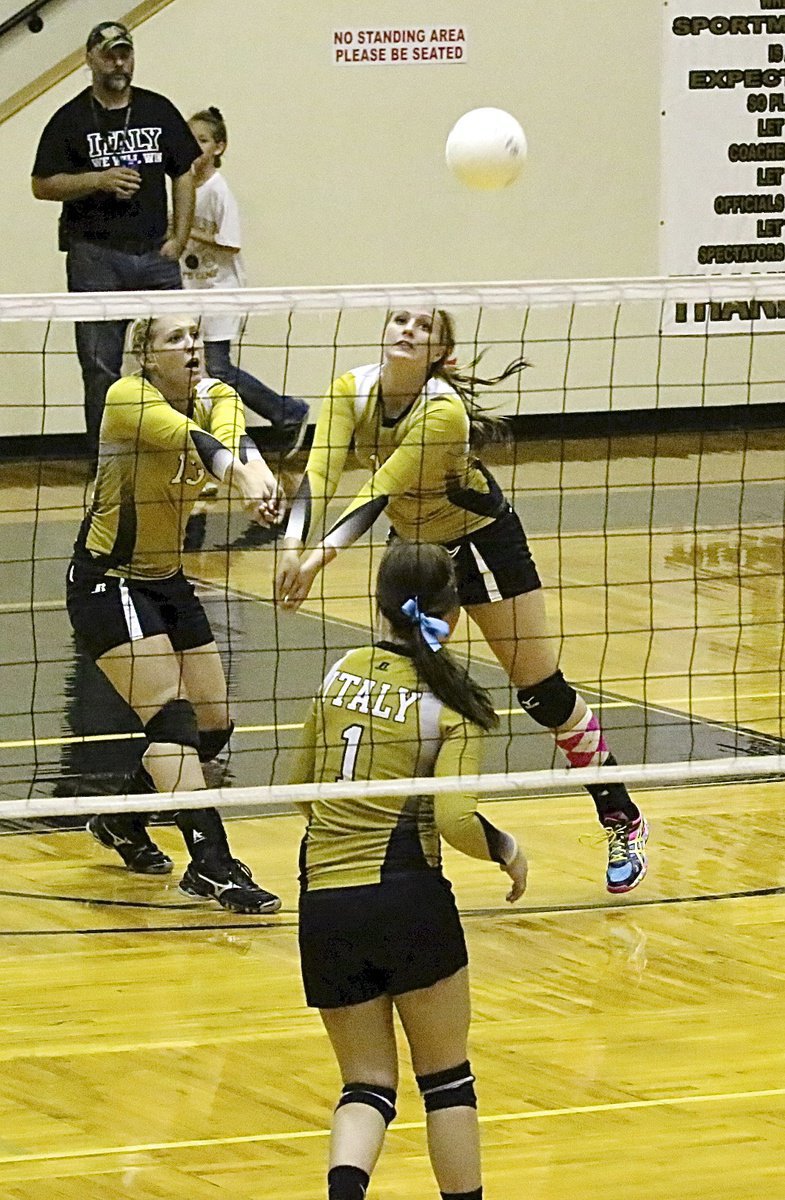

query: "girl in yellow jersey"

left=67, top=314, right=282, bottom=913
left=276, top=308, right=648, bottom=894
left=292, top=540, right=527, bottom=1200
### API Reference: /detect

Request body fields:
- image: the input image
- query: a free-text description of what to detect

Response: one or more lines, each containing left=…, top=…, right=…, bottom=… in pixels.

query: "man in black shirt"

left=31, top=21, right=201, bottom=462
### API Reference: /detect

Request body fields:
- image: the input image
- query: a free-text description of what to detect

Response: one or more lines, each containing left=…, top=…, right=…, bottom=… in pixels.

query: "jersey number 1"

left=337, top=724, right=364, bottom=781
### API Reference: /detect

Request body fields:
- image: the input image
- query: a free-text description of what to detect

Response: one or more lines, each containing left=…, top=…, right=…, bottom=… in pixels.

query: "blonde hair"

left=128, top=316, right=155, bottom=363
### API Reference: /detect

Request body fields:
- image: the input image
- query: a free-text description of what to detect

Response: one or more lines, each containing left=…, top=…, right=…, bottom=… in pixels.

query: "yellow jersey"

left=291, top=642, right=507, bottom=890
left=75, top=374, right=245, bottom=579
left=285, top=365, right=507, bottom=551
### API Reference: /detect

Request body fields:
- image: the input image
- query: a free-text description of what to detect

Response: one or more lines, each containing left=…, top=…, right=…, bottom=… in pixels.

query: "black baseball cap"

left=86, top=22, right=133, bottom=52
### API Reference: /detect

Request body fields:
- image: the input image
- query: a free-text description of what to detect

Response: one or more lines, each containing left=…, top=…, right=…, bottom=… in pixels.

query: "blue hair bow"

left=401, top=597, right=450, bottom=652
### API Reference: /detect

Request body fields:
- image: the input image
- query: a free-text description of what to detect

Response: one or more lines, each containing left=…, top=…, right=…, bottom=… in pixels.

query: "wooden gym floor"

left=0, top=430, right=783, bottom=1198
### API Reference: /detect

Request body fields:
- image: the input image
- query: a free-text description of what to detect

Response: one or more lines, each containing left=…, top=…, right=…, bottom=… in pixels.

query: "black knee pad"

left=416, top=1061, right=477, bottom=1112
left=121, top=763, right=157, bottom=795
left=517, top=670, right=576, bottom=729
left=198, top=721, right=234, bottom=763
left=336, top=1082, right=397, bottom=1126
left=144, top=699, right=200, bottom=751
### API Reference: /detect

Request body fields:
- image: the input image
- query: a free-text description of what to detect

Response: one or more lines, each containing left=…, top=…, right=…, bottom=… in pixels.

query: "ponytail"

left=431, top=309, right=529, bottom=448
left=376, top=542, right=498, bottom=732
left=406, top=622, right=498, bottom=732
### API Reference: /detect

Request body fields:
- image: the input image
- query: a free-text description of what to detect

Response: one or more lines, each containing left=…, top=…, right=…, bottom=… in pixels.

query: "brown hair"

left=430, top=309, right=528, bottom=447
left=376, top=541, right=498, bottom=732
left=190, top=106, right=227, bottom=167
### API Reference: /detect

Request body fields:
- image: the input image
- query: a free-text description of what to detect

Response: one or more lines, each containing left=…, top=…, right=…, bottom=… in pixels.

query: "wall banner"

left=661, top=2, right=785, bottom=332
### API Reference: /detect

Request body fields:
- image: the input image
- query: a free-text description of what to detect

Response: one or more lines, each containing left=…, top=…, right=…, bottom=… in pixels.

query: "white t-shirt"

left=181, top=171, right=247, bottom=343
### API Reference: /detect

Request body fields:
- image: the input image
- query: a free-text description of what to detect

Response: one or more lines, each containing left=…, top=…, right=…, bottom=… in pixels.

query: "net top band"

left=4, top=273, right=785, bottom=320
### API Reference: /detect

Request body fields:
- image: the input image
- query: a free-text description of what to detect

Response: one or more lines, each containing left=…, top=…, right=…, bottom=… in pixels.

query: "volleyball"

left=445, top=107, right=527, bottom=191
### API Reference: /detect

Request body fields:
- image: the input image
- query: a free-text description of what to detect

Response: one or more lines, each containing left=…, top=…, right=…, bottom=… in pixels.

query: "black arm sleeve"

left=477, top=813, right=512, bottom=865
left=323, top=494, right=389, bottom=550
left=286, top=473, right=313, bottom=544
left=189, top=428, right=234, bottom=477
left=238, top=434, right=262, bottom=463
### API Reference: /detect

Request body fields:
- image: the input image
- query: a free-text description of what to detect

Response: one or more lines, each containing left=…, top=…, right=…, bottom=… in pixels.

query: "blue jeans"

left=66, top=239, right=182, bottom=456
left=205, top=340, right=308, bottom=428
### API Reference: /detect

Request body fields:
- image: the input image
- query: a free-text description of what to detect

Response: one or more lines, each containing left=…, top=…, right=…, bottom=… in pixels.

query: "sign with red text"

left=333, top=26, right=467, bottom=66
left=662, top=2, right=785, bottom=332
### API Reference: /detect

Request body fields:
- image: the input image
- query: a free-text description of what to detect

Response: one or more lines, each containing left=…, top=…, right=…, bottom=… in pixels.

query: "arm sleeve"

left=323, top=400, right=462, bottom=551
left=205, top=380, right=246, bottom=455
left=288, top=701, right=318, bottom=817
left=103, top=377, right=238, bottom=475
left=284, top=374, right=357, bottom=545
left=239, top=434, right=263, bottom=463
left=432, top=717, right=512, bottom=863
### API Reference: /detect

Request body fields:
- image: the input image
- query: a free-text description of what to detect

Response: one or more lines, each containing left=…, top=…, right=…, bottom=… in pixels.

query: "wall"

left=0, top=0, right=663, bottom=435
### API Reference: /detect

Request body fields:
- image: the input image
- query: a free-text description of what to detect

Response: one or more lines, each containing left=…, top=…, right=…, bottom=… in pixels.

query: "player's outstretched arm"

left=434, top=721, right=528, bottom=904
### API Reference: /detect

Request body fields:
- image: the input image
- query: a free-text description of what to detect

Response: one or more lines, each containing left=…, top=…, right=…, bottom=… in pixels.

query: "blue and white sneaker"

left=603, top=813, right=649, bottom=893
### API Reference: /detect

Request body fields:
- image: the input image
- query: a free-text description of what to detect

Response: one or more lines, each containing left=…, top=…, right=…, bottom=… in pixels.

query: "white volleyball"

left=445, top=107, right=527, bottom=191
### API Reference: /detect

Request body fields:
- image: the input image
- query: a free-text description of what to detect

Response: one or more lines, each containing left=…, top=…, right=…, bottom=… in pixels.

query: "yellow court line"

left=0, top=723, right=304, bottom=752
left=0, top=693, right=775, bottom=752
left=1, top=1085, right=783, bottom=1166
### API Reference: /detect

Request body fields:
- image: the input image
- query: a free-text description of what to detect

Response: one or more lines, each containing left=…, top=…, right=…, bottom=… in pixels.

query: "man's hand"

left=100, top=166, right=141, bottom=199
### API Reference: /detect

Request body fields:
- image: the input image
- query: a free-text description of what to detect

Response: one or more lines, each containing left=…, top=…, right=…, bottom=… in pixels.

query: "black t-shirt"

left=32, top=86, right=200, bottom=250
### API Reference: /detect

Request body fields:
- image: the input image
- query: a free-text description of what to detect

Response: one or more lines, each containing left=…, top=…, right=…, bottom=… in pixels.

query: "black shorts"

left=444, top=503, right=542, bottom=607
left=66, top=559, right=214, bottom=661
left=298, top=871, right=468, bottom=1009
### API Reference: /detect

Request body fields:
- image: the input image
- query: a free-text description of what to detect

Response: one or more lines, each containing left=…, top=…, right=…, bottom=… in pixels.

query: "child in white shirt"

left=181, top=107, right=308, bottom=454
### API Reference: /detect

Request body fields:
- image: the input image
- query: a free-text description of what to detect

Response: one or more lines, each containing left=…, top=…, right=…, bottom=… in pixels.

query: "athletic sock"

left=174, top=807, right=231, bottom=865
left=327, top=1164, right=370, bottom=1200
left=584, top=754, right=640, bottom=822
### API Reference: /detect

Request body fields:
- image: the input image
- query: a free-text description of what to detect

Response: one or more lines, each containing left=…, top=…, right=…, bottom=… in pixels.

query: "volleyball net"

left=1, top=273, right=784, bottom=823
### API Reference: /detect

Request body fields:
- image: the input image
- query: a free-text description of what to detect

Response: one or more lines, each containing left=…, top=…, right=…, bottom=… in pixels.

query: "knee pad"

left=198, top=721, right=234, bottom=763
left=336, top=1082, right=397, bottom=1127
left=144, top=699, right=200, bottom=751
left=517, top=670, right=576, bottom=729
left=416, top=1061, right=477, bottom=1112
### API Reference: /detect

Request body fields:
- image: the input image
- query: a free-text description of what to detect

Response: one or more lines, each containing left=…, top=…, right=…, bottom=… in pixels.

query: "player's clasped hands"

left=100, top=166, right=141, bottom=199
left=233, top=460, right=287, bottom=527
left=274, top=545, right=326, bottom=611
